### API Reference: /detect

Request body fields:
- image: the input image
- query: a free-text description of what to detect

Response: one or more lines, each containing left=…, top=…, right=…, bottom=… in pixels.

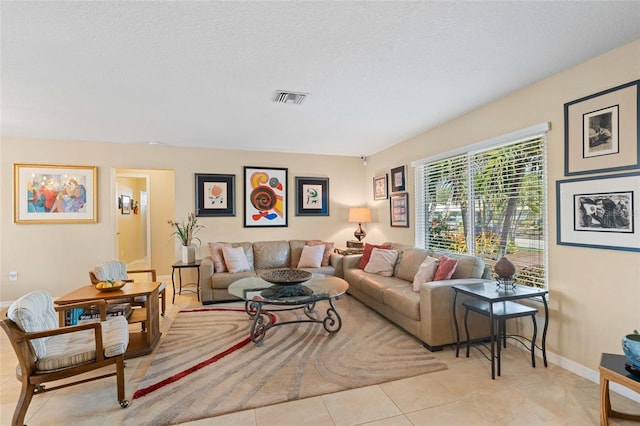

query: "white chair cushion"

left=7, top=290, right=58, bottom=358
left=36, top=316, right=129, bottom=371
left=93, top=261, right=128, bottom=281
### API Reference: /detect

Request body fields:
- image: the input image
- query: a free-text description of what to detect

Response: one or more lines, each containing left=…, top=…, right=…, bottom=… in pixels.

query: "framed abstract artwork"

left=390, top=192, right=409, bottom=227
left=556, top=171, right=639, bottom=252
left=390, top=165, right=406, bottom=193
left=564, top=80, right=639, bottom=175
left=13, top=163, right=97, bottom=224
left=195, top=173, right=236, bottom=217
left=295, top=177, right=329, bottom=216
left=373, top=174, right=388, bottom=200
left=244, top=166, right=288, bottom=227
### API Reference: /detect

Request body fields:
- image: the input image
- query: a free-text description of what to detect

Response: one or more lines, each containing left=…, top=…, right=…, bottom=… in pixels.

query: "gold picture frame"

left=14, top=163, right=97, bottom=224
left=564, top=80, right=639, bottom=175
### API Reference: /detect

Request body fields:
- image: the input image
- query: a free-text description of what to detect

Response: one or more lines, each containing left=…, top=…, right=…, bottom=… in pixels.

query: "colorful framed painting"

left=390, top=192, right=409, bottom=227
left=556, top=171, right=640, bottom=252
left=244, top=166, right=288, bottom=227
left=195, top=173, right=236, bottom=217
left=13, top=163, right=97, bottom=224
left=373, top=174, right=388, bottom=200
left=390, top=165, right=406, bottom=193
left=564, top=80, right=639, bottom=175
left=121, top=195, right=131, bottom=215
left=295, top=177, right=329, bottom=216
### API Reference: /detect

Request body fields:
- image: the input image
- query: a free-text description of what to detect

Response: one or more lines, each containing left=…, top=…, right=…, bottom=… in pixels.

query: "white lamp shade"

left=348, top=208, right=371, bottom=223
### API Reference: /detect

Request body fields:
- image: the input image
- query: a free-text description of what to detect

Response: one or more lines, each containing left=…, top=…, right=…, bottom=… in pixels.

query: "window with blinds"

left=414, top=134, right=547, bottom=288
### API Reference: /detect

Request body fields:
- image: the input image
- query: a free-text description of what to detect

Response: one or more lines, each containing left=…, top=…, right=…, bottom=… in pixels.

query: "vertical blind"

left=414, top=133, right=548, bottom=288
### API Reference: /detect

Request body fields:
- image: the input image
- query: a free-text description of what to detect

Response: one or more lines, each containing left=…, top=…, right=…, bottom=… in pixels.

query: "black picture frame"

left=556, top=171, right=639, bottom=252
left=121, top=194, right=131, bottom=215
left=195, top=173, right=236, bottom=217
left=390, top=192, right=409, bottom=227
left=390, top=165, right=406, bottom=193
left=295, top=177, right=329, bottom=216
left=244, top=166, right=288, bottom=227
left=564, top=80, right=639, bottom=176
left=373, top=174, right=388, bottom=200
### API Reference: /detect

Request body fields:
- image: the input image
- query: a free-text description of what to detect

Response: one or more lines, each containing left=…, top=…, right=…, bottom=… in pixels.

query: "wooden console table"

left=55, top=281, right=162, bottom=359
left=599, top=353, right=640, bottom=426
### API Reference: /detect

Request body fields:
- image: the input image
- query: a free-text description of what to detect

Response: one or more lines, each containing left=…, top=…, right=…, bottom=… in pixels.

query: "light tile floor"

left=2, top=289, right=639, bottom=426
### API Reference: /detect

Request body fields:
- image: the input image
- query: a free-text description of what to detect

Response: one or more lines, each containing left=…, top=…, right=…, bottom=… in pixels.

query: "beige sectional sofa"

left=199, top=240, right=343, bottom=304
left=343, top=243, right=492, bottom=351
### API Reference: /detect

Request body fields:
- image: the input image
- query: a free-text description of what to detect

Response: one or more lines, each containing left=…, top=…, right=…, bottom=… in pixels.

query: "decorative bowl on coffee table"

left=260, top=269, right=312, bottom=285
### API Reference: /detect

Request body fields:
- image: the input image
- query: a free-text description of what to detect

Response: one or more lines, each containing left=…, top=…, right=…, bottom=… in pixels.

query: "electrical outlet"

left=9, top=272, right=18, bottom=281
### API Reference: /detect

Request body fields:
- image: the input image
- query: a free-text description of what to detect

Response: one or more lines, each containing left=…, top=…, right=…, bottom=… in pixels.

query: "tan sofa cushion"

left=383, top=285, right=420, bottom=321
left=289, top=240, right=307, bottom=267
left=436, top=253, right=486, bottom=279
left=253, top=241, right=290, bottom=269
left=394, top=248, right=431, bottom=281
left=359, top=274, right=407, bottom=303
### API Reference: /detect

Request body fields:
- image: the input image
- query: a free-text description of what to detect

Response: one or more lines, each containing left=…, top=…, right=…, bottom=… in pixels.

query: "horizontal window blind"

left=415, top=132, right=547, bottom=288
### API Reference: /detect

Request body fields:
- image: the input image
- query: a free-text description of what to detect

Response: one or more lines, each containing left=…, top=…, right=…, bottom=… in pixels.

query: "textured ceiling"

left=2, top=1, right=639, bottom=156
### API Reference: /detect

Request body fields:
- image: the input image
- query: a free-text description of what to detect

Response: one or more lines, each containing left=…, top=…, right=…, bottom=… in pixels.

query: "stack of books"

left=64, top=303, right=132, bottom=325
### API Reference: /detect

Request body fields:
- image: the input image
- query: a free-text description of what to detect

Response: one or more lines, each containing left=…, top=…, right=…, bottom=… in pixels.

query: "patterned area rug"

left=124, top=295, right=447, bottom=425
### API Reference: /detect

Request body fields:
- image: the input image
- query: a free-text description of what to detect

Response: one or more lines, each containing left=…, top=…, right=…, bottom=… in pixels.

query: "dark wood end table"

left=171, top=260, right=201, bottom=303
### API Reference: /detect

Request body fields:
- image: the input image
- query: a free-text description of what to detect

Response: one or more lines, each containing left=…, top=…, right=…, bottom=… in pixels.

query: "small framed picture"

left=564, top=80, right=639, bottom=175
left=295, top=177, right=329, bottom=216
left=390, top=165, right=406, bottom=193
left=373, top=174, right=388, bottom=200
left=195, top=173, right=236, bottom=217
left=390, top=192, right=409, bottom=227
left=121, top=195, right=131, bottom=214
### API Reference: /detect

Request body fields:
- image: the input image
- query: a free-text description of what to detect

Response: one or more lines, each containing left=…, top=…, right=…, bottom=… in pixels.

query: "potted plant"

left=168, top=212, right=204, bottom=263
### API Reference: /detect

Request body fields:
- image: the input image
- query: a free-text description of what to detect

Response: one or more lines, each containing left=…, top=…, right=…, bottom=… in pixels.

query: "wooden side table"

left=171, top=260, right=201, bottom=303
left=599, top=353, right=640, bottom=425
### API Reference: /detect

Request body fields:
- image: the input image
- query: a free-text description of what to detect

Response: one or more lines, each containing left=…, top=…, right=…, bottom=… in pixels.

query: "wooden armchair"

left=89, top=260, right=166, bottom=316
left=1, top=290, right=130, bottom=426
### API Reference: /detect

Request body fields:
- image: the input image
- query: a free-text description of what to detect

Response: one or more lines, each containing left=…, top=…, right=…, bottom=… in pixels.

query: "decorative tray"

left=95, top=281, right=126, bottom=292
left=260, top=269, right=312, bottom=285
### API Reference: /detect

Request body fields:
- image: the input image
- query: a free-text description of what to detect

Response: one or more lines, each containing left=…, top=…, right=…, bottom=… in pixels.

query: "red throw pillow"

left=433, top=255, right=458, bottom=280
left=358, top=243, right=392, bottom=269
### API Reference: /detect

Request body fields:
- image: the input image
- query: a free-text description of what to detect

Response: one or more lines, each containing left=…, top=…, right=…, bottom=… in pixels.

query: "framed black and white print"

left=390, top=165, right=406, bottom=193
left=564, top=80, right=639, bottom=175
left=195, top=173, right=236, bottom=217
left=373, top=174, right=388, bottom=200
left=390, top=192, right=409, bottom=227
left=556, top=171, right=640, bottom=252
left=244, top=166, right=288, bottom=227
left=295, top=177, right=329, bottom=216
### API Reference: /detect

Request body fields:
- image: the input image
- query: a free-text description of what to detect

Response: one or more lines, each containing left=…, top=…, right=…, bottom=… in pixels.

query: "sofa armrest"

left=199, top=257, right=215, bottom=303
left=342, top=254, right=362, bottom=271
left=419, top=278, right=492, bottom=347
left=329, top=252, right=345, bottom=278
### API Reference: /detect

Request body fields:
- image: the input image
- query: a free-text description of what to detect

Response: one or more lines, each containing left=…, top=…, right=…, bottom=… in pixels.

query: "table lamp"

left=348, top=207, right=371, bottom=242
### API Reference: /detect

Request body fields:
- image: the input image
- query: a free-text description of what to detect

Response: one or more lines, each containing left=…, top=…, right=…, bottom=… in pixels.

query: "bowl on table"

left=622, top=333, right=640, bottom=368
left=95, top=281, right=126, bottom=292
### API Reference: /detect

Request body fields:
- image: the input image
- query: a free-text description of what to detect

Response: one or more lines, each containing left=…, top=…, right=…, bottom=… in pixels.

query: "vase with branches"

left=168, top=213, right=204, bottom=263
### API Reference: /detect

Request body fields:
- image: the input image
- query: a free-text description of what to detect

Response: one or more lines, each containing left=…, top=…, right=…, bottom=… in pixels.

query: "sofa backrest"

left=431, top=251, right=486, bottom=279
left=394, top=248, right=431, bottom=281
left=252, top=240, right=290, bottom=269
left=229, top=242, right=254, bottom=270
left=288, top=240, right=307, bottom=268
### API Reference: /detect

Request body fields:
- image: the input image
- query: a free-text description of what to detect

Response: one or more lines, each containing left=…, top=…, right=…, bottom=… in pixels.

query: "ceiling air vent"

left=273, top=90, right=308, bottom=105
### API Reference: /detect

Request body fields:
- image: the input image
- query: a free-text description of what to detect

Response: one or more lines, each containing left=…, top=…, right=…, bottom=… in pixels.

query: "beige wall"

left=366, top=39, right=640, bottom=371
left=0, top=140, right=366, bottom=302
left=0, top=39, right=638, bottom=374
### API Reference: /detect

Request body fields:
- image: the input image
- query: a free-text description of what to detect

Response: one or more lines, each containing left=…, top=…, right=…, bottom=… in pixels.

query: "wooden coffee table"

left=56, top=281, right=162, bottom=359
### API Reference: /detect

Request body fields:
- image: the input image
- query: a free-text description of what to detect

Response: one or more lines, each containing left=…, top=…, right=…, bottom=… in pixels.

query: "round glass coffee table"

left=228, top=273, right=349, bottom=345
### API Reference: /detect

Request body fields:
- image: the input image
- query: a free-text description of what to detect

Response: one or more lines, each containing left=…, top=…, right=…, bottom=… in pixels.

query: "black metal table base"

left=243, top=297, right=343, bottom=345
